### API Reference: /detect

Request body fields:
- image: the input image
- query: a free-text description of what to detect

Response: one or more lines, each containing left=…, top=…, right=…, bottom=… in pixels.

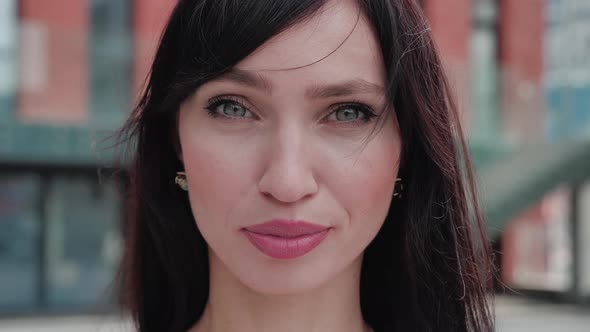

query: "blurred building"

left=0, top=0, right=168, bottom=314
left=422, top=0, right=590, bottom=301
left=0, top=0, right=589, bottom=316
left=0, top=0, right=131, bottom=313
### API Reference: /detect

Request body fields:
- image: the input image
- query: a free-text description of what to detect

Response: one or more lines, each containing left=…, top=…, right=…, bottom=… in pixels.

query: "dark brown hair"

left=117, top=0, right=495, bottom=331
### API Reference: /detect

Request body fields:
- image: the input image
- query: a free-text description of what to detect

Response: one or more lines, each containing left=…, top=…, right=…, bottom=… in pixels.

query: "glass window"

left=0, top=0, right=17, bottom=121
left=89, top=0, right=132, bottom=127
left=0, top=174, right=41, bottom=309
left=470, top=0, right=499, bottom=144
left=45, top=175, right=122, bottom=308
left=544, top=0, right=590, bottom=141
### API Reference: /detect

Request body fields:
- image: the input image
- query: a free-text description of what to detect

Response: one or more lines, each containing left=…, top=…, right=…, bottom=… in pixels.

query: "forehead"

left=235, top=0, right=385, bottom=88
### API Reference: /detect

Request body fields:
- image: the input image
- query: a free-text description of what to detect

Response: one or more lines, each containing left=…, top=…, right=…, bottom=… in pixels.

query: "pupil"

left=338, top=108, right=357, bottom=121
left=224, top=103, right=244, bottom=116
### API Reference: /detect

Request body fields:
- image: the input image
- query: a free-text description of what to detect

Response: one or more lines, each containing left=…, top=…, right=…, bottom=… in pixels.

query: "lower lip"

left=242, top=229, right=330, bottom=259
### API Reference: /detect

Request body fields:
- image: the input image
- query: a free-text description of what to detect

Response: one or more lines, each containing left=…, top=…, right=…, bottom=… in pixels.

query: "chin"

left=239, top=270, right=328, bottom=296
left=232, top=252, right=346, bottom=296
left=209, top=234, right=356, bottom=296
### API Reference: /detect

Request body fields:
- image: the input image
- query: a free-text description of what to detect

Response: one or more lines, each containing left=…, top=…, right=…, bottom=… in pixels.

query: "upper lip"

left=242, top=219, right=329, bottom=238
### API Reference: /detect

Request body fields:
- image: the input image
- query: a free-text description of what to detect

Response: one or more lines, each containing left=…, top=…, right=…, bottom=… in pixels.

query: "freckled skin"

left=178, top=0, right=400, bottom=297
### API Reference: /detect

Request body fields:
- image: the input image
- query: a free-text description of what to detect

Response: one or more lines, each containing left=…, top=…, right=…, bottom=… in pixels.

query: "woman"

left=118, top=0, right=494, bottom=331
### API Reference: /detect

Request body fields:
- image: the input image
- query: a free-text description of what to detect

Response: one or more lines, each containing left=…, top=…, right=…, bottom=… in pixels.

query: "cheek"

left=185, top=146, right=233, bottom=210
left=336, top=129, right=400, bottom=230
left=177, top=121, right=254, bottom=232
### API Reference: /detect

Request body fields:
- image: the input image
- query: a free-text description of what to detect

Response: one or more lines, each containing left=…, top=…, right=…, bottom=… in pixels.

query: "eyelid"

left=207, top=95, right=250, bottom=109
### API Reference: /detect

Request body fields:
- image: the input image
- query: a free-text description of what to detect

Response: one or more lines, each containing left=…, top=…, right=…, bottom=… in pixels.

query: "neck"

left=189, top=250, right=372, bottom=332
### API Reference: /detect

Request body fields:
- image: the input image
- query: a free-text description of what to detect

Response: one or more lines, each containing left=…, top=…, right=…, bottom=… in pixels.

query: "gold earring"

left=175, top=171, right=188, bottom=191
left=393, top=178, right=403, bottom=198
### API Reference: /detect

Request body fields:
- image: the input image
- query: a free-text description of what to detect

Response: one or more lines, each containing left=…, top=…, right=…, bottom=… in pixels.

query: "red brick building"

left=18, top=0, right=89, bottom=124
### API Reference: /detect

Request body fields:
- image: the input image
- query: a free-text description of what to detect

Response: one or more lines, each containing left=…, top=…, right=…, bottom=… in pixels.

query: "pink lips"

left=242, top=220, right=331, bottom=259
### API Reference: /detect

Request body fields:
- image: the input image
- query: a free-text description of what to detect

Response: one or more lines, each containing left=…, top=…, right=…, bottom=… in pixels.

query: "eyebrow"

left=213, top=68, right=385, bottom=99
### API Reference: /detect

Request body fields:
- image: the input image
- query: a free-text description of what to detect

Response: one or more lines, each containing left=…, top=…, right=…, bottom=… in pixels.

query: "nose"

left=257, top=124, right=318, bottom=203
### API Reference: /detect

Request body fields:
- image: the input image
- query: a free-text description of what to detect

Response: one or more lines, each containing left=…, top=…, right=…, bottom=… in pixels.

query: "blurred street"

left=0, top=296, right=588, bottom=332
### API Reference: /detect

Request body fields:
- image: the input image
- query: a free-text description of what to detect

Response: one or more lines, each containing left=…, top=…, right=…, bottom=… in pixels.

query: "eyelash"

left=204, top=96, right=378, bottom=126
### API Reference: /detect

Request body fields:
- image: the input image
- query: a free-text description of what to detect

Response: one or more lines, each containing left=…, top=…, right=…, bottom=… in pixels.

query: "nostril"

left=257, top=160, right=319, bottom=203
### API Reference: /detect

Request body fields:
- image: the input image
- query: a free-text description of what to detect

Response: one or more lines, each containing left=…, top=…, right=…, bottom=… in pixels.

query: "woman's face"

left=178, top=0, right=401, bottom=294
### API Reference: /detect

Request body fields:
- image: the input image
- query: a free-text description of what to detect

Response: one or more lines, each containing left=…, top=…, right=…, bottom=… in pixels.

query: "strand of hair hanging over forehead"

left=259, top=3, right=361, bottom=72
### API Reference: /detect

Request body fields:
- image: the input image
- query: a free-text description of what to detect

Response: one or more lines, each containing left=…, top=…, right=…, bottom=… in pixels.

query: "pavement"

left=0, top=315, right=132, bottom=332
left=495, top=295, right=590, bottom=332
left=0, top=295, right=588, bottom=331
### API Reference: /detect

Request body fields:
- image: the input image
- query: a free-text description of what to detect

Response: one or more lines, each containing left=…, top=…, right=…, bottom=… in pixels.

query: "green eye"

left=335, top=107, right=365, bottom=121
left=327, top=104, right=377, bottom=123
left=205, top=98, right=254, bottom=119
left=222, top=102, right=249, bottom=117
